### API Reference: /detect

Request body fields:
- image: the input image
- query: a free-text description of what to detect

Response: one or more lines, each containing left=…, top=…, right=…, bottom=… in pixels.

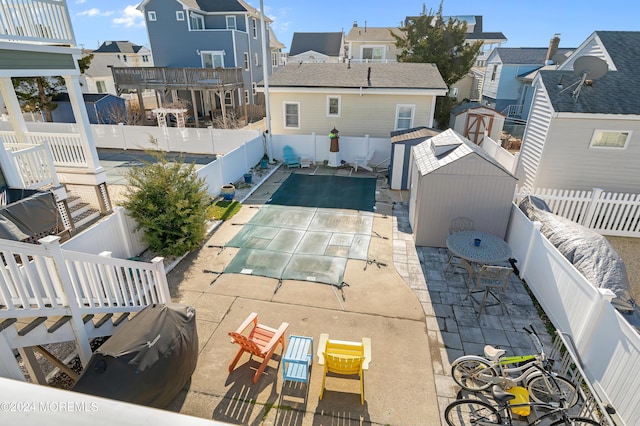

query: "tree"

left=394, top=2, right=482, bottom=128
left=121, top=140, right=210, bottom=257
left=12, top=54, right=94, bottom=122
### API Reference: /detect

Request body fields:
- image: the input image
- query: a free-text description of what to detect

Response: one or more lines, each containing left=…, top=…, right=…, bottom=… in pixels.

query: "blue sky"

left=68, top=1, right=637, bottom=51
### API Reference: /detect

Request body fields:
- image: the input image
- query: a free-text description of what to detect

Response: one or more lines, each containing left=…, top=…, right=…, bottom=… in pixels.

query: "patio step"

left=66, top=195, right=101, bottom=230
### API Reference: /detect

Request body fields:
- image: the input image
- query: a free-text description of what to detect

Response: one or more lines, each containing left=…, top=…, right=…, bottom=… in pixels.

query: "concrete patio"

left=158, top=164, right=552, bottom=425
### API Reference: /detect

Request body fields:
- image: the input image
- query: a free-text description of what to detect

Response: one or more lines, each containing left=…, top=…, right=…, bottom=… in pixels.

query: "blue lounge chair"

left=283, top=145, right=301, bottom=168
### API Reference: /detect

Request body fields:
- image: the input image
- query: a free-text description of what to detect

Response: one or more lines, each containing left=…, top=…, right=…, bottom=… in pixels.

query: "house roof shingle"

left=493, top=47, right=574, bottom=65
left=345, top=26, right=404, bottom=42
left=288, top=32, right=343, bottom=57
left=262, top=62, right=447, bottom=91
left=94, top=41, right=147, bottom=54
left=541, top=31, right=640, bottom=115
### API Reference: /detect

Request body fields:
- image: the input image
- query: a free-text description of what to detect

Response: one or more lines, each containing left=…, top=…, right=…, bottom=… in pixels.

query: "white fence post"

left=576, top=288, right=616, bottom=353
left=581, top=188, right=604, bottom=227
left=520, top=221, right=542, bottom=280
left=39, top=236, right=93, bottom=366
left=151, top=257, right=170, bottom=302
left=0, top=332, right=25, bottom=381
left=115, top=207, right=134, bottom=258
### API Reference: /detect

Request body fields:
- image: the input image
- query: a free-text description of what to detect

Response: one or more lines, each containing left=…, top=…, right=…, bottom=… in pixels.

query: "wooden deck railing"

left=111, top=67, right=244, bottom=90
left=0, top=0, right=75, bottom=45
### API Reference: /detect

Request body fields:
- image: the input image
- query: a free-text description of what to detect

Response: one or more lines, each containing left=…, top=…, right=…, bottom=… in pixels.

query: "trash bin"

left=244, top=173, right=253, bottom=184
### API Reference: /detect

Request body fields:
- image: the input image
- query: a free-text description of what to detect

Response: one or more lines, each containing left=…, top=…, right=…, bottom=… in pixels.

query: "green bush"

left=122, top=147, right=210, bottom=257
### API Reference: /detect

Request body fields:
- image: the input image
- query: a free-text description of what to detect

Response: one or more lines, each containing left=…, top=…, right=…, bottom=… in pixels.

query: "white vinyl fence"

left=506, top=204, right=638, bottom=425
left=480, top=136, right=518, bottom=174
left=515, top=187, right=640, bottom=237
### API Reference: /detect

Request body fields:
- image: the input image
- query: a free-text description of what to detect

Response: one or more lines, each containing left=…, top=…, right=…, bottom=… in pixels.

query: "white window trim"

left=176, top=11, right=184, bottom=21
left=254, top=52, right=259, bottom=66
left=243, top=52, right=249, bottom=70
left=326, top=96, right=341, bottom=117
left=252, top=82, right=257, bottom=95
left=244, top=90, right=250, bottom=104
left=252, top=18, right=257, bottom=38
left=148, top=11, right=156, bottom=21
left=201, top=50, right=225, bottom=68
left=283, top=102, right=300, bottom=129
left=226, top=15, right=236, bottom=30
left=360, top=45, right=386, bottom=61
left=395, top=104, right=415, bottom=130
left=190, top=12, right=204, bottom=30
left=589, top=130, right=631, bottom=149
left=224, top=92, right=233, bottom=107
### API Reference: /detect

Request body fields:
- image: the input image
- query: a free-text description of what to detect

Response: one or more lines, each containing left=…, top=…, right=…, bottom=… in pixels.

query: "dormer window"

left=226, top=16, right=236, bottom=30
left=190, top=12, right=204, bottom=30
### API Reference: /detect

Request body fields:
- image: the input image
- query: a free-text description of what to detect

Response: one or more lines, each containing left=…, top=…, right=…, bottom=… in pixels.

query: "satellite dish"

left=573, top=55, right=608, bottom=80
left=552, top=52, right=568, bottom=66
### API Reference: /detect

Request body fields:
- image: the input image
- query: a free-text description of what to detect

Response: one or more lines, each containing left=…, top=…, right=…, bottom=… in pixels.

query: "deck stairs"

left=0, top=236, right=169, bottom=384
left=66, top=194, right=101, bottom=230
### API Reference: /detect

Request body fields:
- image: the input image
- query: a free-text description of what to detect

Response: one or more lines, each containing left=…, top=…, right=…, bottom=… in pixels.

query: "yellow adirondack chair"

left=228, top=312, right=289, bottom=384
left=317, top=333, right=371, bottom=405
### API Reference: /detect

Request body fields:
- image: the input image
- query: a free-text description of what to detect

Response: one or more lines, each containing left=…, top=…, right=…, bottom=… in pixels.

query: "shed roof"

left=540, top=31, right=640, bottom=115
left=289, top=32, right=343, bottom=57
left=412, top=129, right=516, bottom=177
left=390, top=126, right=440, bottom=144
left=450, top=102, right=504, bottom=116
left=53, top=93, right=118, bottom=103
left=263, top=62, right=447, bottom=90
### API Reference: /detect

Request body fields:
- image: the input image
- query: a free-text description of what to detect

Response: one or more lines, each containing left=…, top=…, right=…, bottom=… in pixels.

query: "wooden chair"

left=228, top=312, right=289, bottom=384
left=283, top=145, right=301, bottom=168
left=445, top=217, right=475, bottom=273
left=317, top=333, right=371, bottom=405
left=465, top=265, right=514, bottom=316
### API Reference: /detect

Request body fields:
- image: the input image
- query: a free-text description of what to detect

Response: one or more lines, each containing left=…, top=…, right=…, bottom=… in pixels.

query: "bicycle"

left=451, top=326, right=579, bottom=407
left=444, top=384, right=599, bottom=426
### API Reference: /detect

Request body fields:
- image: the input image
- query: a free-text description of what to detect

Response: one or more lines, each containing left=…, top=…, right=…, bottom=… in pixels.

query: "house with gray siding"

left=516, top=31, right=640, bottom=194
left=136, top=0, right=274, bottom=107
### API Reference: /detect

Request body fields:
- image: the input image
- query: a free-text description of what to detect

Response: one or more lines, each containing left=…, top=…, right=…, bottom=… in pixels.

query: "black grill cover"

left=73, top=303, right=198, bottom=408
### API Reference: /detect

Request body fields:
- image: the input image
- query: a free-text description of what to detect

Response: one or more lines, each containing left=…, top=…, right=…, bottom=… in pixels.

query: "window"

left=176, top=11, right=184, bottom=21
left=395, top=104, right=415, bottom=130
left=243, top=52, right=249, bottom=70
left=244, top=90, right=250, bottom=104
left=252, top=82, right=257, bottom=95
left=224, top=92, right=233, bottom=107
left=122, top=55, right=127, bottom=62
left=362, top=46, right=385, bottom=61
left=254, top=52, right=259, bottom=66
left=96, top=81, right=106, bottom=93
left=284, top=102, right=300, bottom=128
left=490, top=64, right=498, bottom=81
left=190, top=12, right=204, bottom=30
left=449, top=87, right=459, bottom=98
left=226, top=16, right=236, bottom=30
left=327, top=96, right=340, bottom=117
left=272, top=52, right=278, bottom=67
left=201, top=51, right=224, bottom=68
left=142, top=55, right=149, bottom=63
left=147, top=11, right=156, bottom=21
left=590, top=130, right=631, bottom=149
left=252, top=18, right=257, bottom=38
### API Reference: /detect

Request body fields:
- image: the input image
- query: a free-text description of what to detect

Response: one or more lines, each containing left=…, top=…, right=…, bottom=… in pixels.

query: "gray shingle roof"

left=390, top=126, right=440, bottom=143
left=94, top=41, right=146, bottom=54
left=263, top=63, right=447, bottom=90
left=541, top=31, right=640, bottom=114
left=180, top=0, right=247, bottom=12
left=289, top=32, right=343, bottom=57
left=494, top=48, right=573, bottom=65
left=412, top=129, right=516, bottom=177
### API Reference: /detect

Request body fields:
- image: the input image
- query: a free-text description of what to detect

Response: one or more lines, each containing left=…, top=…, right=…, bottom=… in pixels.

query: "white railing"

left=506, top=205, right=638, bottom=425
left=502, top=104, right=524, bottom=117
left=0, top=0, right=75, bottom=45
left=481, top=136, right=518, bottom=173
left=515, top=187, right=640, bottom=237
left=6, top=142, right=59, bottom=189
left=1, top=131, right=88, bottom=168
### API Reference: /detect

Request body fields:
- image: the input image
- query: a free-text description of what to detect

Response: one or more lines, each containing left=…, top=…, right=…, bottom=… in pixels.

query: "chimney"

left=545, top=33, right=560, bottom=64
left=353, top=21, right=358, bottom=27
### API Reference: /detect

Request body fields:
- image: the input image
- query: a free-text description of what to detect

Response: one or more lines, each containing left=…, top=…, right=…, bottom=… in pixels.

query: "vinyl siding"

left=534, top=117, right=640, bottom=192
left=269, top=91, right=436, bottom=137
left=517, top=80, right=553, bottom=189
left=561, top=37, right=613, bottom=71
left=348, top=41, right=400, bottom=61
left=482, top=63, right=501, bottom=99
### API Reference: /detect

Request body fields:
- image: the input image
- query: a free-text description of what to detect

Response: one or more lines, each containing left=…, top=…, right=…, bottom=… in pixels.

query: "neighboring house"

left=269, top=26, right=286, bottom=69
left=287, top=32, right=345, bottom=63
left=344, top=22, right=403, bottom=63
left=51, top=93, right=126, bottom=124
left=93, top=40, right=154, bottom=67
left=481, top=36, right=573, bottom=116
left=80, top=51, right=129, bottom=95
left=259, top=62, right=447, bottom=138
left=449, top=15, right=507, bottom=67
left=136, top=0, right=273, bottom=108
left=516, top=30, right=640, bottom=194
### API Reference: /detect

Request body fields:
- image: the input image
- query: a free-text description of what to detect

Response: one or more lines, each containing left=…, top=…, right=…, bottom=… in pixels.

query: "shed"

left=408, top=129, right=517, bottom=247
left=51, top=93, right=126, bottom=124
left=449, top=102, right=505, bottom=145
left=389, top=127, right=440, bottom=190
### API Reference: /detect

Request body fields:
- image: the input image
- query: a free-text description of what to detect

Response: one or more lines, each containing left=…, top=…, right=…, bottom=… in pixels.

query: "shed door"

left=464, top=113, right=494, bottom=145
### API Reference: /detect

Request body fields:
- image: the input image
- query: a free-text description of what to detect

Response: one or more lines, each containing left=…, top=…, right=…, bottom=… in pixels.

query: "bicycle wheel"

left=444, top=399, right=502, bottom=426
left=526, top=375, right=579, bottom=408
left=451, top=357, right=497, bottom=391
left=548, top=416, right=600, bottom=425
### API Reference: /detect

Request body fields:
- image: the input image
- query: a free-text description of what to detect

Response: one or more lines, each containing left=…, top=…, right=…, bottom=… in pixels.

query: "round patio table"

left=446, top=230, right=512, bottom=264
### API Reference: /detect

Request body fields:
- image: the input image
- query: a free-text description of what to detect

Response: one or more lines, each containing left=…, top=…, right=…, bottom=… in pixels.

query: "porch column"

left=0, top=77, right=29, bottom=142
left=63, top=75, right=103, bottom=173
